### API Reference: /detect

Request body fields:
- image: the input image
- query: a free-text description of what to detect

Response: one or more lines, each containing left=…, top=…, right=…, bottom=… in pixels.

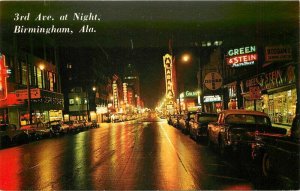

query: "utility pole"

left=197, top=57, right=204, bottom=112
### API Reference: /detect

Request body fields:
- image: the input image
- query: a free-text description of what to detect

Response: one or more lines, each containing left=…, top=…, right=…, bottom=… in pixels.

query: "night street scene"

left=0, top=0, right=299, bottom=190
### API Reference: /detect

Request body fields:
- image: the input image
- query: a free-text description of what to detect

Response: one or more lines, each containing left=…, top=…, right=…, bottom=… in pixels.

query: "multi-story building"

left=0, top=40, right=63, bottom=128
left=60, top=48, right=113, bottom=122
left=123, top=63, right=141, bottom=110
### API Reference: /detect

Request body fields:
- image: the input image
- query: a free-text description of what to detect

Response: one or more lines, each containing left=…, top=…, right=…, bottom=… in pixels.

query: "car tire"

left=262, top=152, right=271, bottom=178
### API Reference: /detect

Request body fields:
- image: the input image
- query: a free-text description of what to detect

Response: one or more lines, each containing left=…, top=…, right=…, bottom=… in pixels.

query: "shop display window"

left=268, top=88, right=296, bottom=125
left=244, top=99, right=263, bottom=112
left=245, top=100, right=254, bottom=111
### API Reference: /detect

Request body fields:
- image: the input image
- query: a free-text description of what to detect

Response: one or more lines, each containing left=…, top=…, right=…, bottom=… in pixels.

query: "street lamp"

left=181, top=53, right=204, bottom=112
left=181, top=54, right=191, bottom=63
left=75, top=96, right=80, bottom=120
left=87, top=86, right=97, bottom=121
left=174, top=53, right=191, bottom=114
left=26, top=61, right=32, bottom=124
left=38, top=63, right=46, bottom=122
left=197, top=56, right=204, bottom=112
left=39, top=64, right=45, bottom=71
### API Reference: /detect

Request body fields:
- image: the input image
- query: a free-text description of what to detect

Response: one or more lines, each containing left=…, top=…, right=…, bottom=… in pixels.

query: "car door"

left=211, top=113, right=224, bottom=144
left=190, top=114, right=196, bottom=135
left=272, top=117, right=300, bottom=180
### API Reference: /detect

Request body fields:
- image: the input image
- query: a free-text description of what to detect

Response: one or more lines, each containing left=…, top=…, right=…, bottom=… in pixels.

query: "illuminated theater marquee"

left=226, top=45, right=257, bottom=67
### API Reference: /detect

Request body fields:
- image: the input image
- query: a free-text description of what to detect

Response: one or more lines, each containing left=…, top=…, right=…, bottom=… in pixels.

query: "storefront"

left=179, top=90, right=199, bottom=112
left=96, top=105, right=108, bottom=122
left=266, top=88, right=296, bottom=125
left=16, top=89, right=64, bottom=126
left=225, top=81, right=239, bottom=110
left=203, top=95, right=223, bottom=113
left=241, top=63, right=297, bottom=126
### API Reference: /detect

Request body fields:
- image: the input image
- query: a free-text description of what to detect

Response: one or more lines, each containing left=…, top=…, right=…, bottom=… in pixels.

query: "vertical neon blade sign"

left=0, top=53, right=9, bottom=101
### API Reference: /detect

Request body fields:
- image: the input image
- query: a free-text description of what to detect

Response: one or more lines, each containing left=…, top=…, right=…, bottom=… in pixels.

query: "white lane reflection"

left=158, top=123, right=196, bottom=190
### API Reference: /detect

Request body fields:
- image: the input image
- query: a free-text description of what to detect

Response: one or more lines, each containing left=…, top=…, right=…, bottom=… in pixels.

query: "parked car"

left=190, top=112, right=218, bottom=142
left=91, top=120, right=99, bottom=128
left=76, top=120, right=86, bottom=131
left=20, top=124, right=37, bottom=140
left=46, top=120, right=62, bottom=136
left=79, top=120, right=90, bottom=130
left=172, top=114, right=183, bottom=128
left=59, top=121, right=71, bottom=134
left=177, top=113, right=188, bottom=133
left=178, top=111, right=197, bottom=134
left=20, top=122, right=52, bottom=140
left=251, top=114, right=299, bottom=188
left=66, top=120, right=84, bottom=132
left=63, top=121, right=78, bottom=133
left=0, top=124, right=30, bottom=148
left=167, top=114, right=177, bottom=126
left=207, top=110, right=287, bottom=156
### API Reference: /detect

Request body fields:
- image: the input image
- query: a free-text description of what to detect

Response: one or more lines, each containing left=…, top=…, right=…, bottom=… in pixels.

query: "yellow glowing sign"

left=163, top=54, right=175, bottom=100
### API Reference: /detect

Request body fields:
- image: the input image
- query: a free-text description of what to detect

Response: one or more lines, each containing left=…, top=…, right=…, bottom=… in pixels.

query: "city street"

left=0, top=116, right=257, bottom=190
left=0, top=1, right=299, bottom=190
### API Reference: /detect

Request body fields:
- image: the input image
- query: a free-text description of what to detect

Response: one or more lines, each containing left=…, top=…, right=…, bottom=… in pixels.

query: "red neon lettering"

left=226, top=53, right=257, bottom=65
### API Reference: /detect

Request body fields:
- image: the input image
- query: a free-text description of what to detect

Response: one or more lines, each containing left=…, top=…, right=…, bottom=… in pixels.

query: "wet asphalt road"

left=0, top=118, right=256, bottom=190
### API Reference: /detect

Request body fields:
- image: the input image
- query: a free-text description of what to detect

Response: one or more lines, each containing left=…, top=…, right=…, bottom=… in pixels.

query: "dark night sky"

left=0, top=1, right=299, bottom=108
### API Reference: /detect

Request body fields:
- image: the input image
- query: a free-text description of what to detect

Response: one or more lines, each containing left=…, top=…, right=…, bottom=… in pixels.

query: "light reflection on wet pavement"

left=0, top=118, right=254, bottom=190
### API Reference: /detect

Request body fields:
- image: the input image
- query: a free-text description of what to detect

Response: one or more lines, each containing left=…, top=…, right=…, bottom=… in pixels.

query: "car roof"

left=220, top=110, right=269, bottom=117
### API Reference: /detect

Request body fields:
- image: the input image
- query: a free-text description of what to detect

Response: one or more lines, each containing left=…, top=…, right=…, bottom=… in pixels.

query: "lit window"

left=21, top=62, right=27, bottom=85
left=75, top=97, right=81, bottom=104
left=67, top=64, right=72, bottom=69
left=37, top=67, right=42, bottom=88
left=69, top=99, right=74, bottom=105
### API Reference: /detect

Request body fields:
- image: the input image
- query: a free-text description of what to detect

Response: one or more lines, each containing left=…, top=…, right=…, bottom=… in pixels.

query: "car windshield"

left=198, top=114, right=218, bottom=123
left=225, top=114, right=271, bottom=126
